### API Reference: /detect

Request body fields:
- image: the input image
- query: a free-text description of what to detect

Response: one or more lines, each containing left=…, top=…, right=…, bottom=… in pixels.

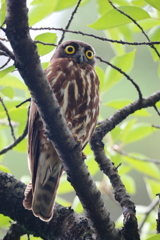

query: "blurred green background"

left=0, top=0, right=160, bottom=239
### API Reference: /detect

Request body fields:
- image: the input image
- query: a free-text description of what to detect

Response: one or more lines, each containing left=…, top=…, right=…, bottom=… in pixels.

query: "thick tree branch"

left=90, top=93, right=160, bottom=240
left=3, top=222, right=26, bottom=240
left=0, top=171, right=96, bottom=240
left=5, top=0, right=118, bottom=239
left=92, top=92, right=160, bottom=142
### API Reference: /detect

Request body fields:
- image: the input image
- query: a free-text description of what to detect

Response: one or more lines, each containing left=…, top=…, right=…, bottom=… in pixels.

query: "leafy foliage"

left=0, top=0, right=160, bottom=239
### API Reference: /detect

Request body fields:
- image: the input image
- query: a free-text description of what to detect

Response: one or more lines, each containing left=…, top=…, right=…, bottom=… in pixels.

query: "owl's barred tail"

left=23, top=159, right=63, bottom=221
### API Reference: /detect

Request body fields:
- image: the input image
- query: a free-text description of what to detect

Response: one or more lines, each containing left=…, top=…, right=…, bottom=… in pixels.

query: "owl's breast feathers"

left=45, top=58, right=99, bottom=148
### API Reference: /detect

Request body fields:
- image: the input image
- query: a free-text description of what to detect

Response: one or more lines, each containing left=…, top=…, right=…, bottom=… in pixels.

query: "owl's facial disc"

left=51, top=40, right=96, bottom=66
left=63, top=43, right=94, bottom=64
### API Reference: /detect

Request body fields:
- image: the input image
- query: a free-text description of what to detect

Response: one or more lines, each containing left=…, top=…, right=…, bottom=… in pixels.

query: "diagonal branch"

left=0, top=118, right=28, bottom=155
left=30, top=27, right=160, bottom=46
left=96, top=56, right=143, bottom=100
left=0, top=171, right=96, bottom=240
left=5, top=0, right=118, bottom=239
left=92, top=91, right=160, bottom=142
left=108, top=0, right=160, bottom=59
left=0, top=97, right=16, bottom=141
left=58, top=0, right=82, bottom=45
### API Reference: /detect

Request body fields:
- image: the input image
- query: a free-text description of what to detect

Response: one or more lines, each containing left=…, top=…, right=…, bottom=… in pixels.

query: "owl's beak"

left=76, top=54, right=85, bottom=64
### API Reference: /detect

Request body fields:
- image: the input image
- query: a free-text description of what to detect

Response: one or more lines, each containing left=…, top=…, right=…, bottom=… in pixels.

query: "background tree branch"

left=0, top=171, right=97, bottom=240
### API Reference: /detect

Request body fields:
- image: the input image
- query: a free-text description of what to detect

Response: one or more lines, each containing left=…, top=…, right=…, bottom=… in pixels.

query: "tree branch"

left=0, top=118, right=28, bottom=155
left=0, top=171, right=96, bottom=240
left=91, top=92, right=160, bottom=142
left=30, top=27, right=160, bottom=46
left=5, top=0, right=118, bottom=239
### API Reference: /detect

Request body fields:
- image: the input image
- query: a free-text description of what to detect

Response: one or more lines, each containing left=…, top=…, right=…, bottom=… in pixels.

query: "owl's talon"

left=67, top=122, right=72, bottom=130
left=73, top=134, right=81, bottom=143
left=81, top=152, right=87, bottom=160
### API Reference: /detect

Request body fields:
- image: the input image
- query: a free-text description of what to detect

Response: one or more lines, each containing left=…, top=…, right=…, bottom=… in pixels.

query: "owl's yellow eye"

left=65, top=45, right=75, bottom=54
left=86, top=50, right=94, bottom=59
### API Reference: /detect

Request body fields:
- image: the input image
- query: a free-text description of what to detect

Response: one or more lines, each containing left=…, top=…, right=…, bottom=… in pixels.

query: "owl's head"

left=52, top=40, right=96, bottom=66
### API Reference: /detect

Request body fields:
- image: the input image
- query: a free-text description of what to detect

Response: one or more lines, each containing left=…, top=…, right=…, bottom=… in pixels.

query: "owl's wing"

left=23, top=101, right=40, bottom=209
left=23, top=101, right=63, bottom=221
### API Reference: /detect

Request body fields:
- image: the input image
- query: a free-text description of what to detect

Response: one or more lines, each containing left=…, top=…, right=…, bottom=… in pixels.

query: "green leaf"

left=119, top=119, right=137, bottom=143
left=156, top=101, right=160, bottom=108
left=0, top=86, right=14, bottom=99
left=131, top=0, right=146, bottom=7
left=145, top=177, right=160, bottom=200
left=88, top=6, right=150, bottom=30
left=121, top=123, right=157, bottom=144
left=0, top=0, right=6, bottom=25
left=146, top=234, right=160, bottom=240
left=0, top=165, right=10, bottom=173
left=0, top=66, right=15, bottom=78
left=110, top=126, right=121, bottom=142
left=104, top=50, right=136, bottom=91
left=58, top=175, right=74, bottom=194
left=123, top=154, right=160, bottom=179
left=0, top=75, right=28, bottom=91
left=106, top=99, right=150, bottom=116
left=144, top=0, right=160, bottom=11
left=132, top=18, right=160, bottom=32
left=107, top=29, right=126, bottom=55
left=29, top=0, right=78, bottom=26
left=148, top=26, right=160, bottom=61
left=41, top=62, right=49, bottom=69
left=96, top=0, right=112, bottom=15
left=0, top=98, right=28, bottom=118
left=35, top=33, right=57, bottom=56
left=72, top=196, right=83, bottom=213
left=121, top=174, right=135, bottom=194
left=0, top=214, right=10, bottom=227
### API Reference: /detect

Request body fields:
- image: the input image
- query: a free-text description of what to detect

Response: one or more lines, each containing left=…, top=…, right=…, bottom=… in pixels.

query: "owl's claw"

left=73, top=134, right=87, bottom=160
left=73, top=134, right=82, bottom=143
left=81, top=152, right=87, bottom=160
left=67, top=122, right=72, bottom=130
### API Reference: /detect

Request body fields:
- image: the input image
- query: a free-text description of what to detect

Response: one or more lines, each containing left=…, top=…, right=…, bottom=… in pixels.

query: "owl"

left=23, top=40, right=100, bottom=221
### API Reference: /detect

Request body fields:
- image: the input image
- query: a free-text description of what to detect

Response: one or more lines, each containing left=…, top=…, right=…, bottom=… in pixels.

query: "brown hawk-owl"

left=23, top=40, right=99, bottom=221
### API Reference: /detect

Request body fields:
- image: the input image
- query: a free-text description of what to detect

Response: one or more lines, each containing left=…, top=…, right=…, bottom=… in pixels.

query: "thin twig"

left=0, top=57, right=11, bottom=69
left=108, top=0, right=160, bottom=59
left=139, top=198, right=158, bottom=231
left=96, top=55, right=143, bottom=99
left=34, top=40, right=57, bottom=47
left=0, top=97, right=16, bottom=141
left=58, top=0, right=82, bottom=45
left=114, top=147, right=160, bottom=164
left=30, top=27, right=160, bottom=46
left=0, top=41, right=15, bottom=60
left=3, top=221, right=25, bottom=240
left=153, top=104, right=160, bottom=116
left=16, top=98, right=31, bottom=108
left=156, top=194, right=160, bottom=233
left=0, top=119, right=28, bottom=155
left=152, top=125, right=160, bottom=129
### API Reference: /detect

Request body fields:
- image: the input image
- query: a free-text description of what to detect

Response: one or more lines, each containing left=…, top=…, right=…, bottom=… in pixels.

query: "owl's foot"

left=67, top=122, right=72, bottom=130
left=73, top=134, right=82, bottom=143
left=81, top=151, right=87, bottom=160
left=73, top=134, right=87, bottom=160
